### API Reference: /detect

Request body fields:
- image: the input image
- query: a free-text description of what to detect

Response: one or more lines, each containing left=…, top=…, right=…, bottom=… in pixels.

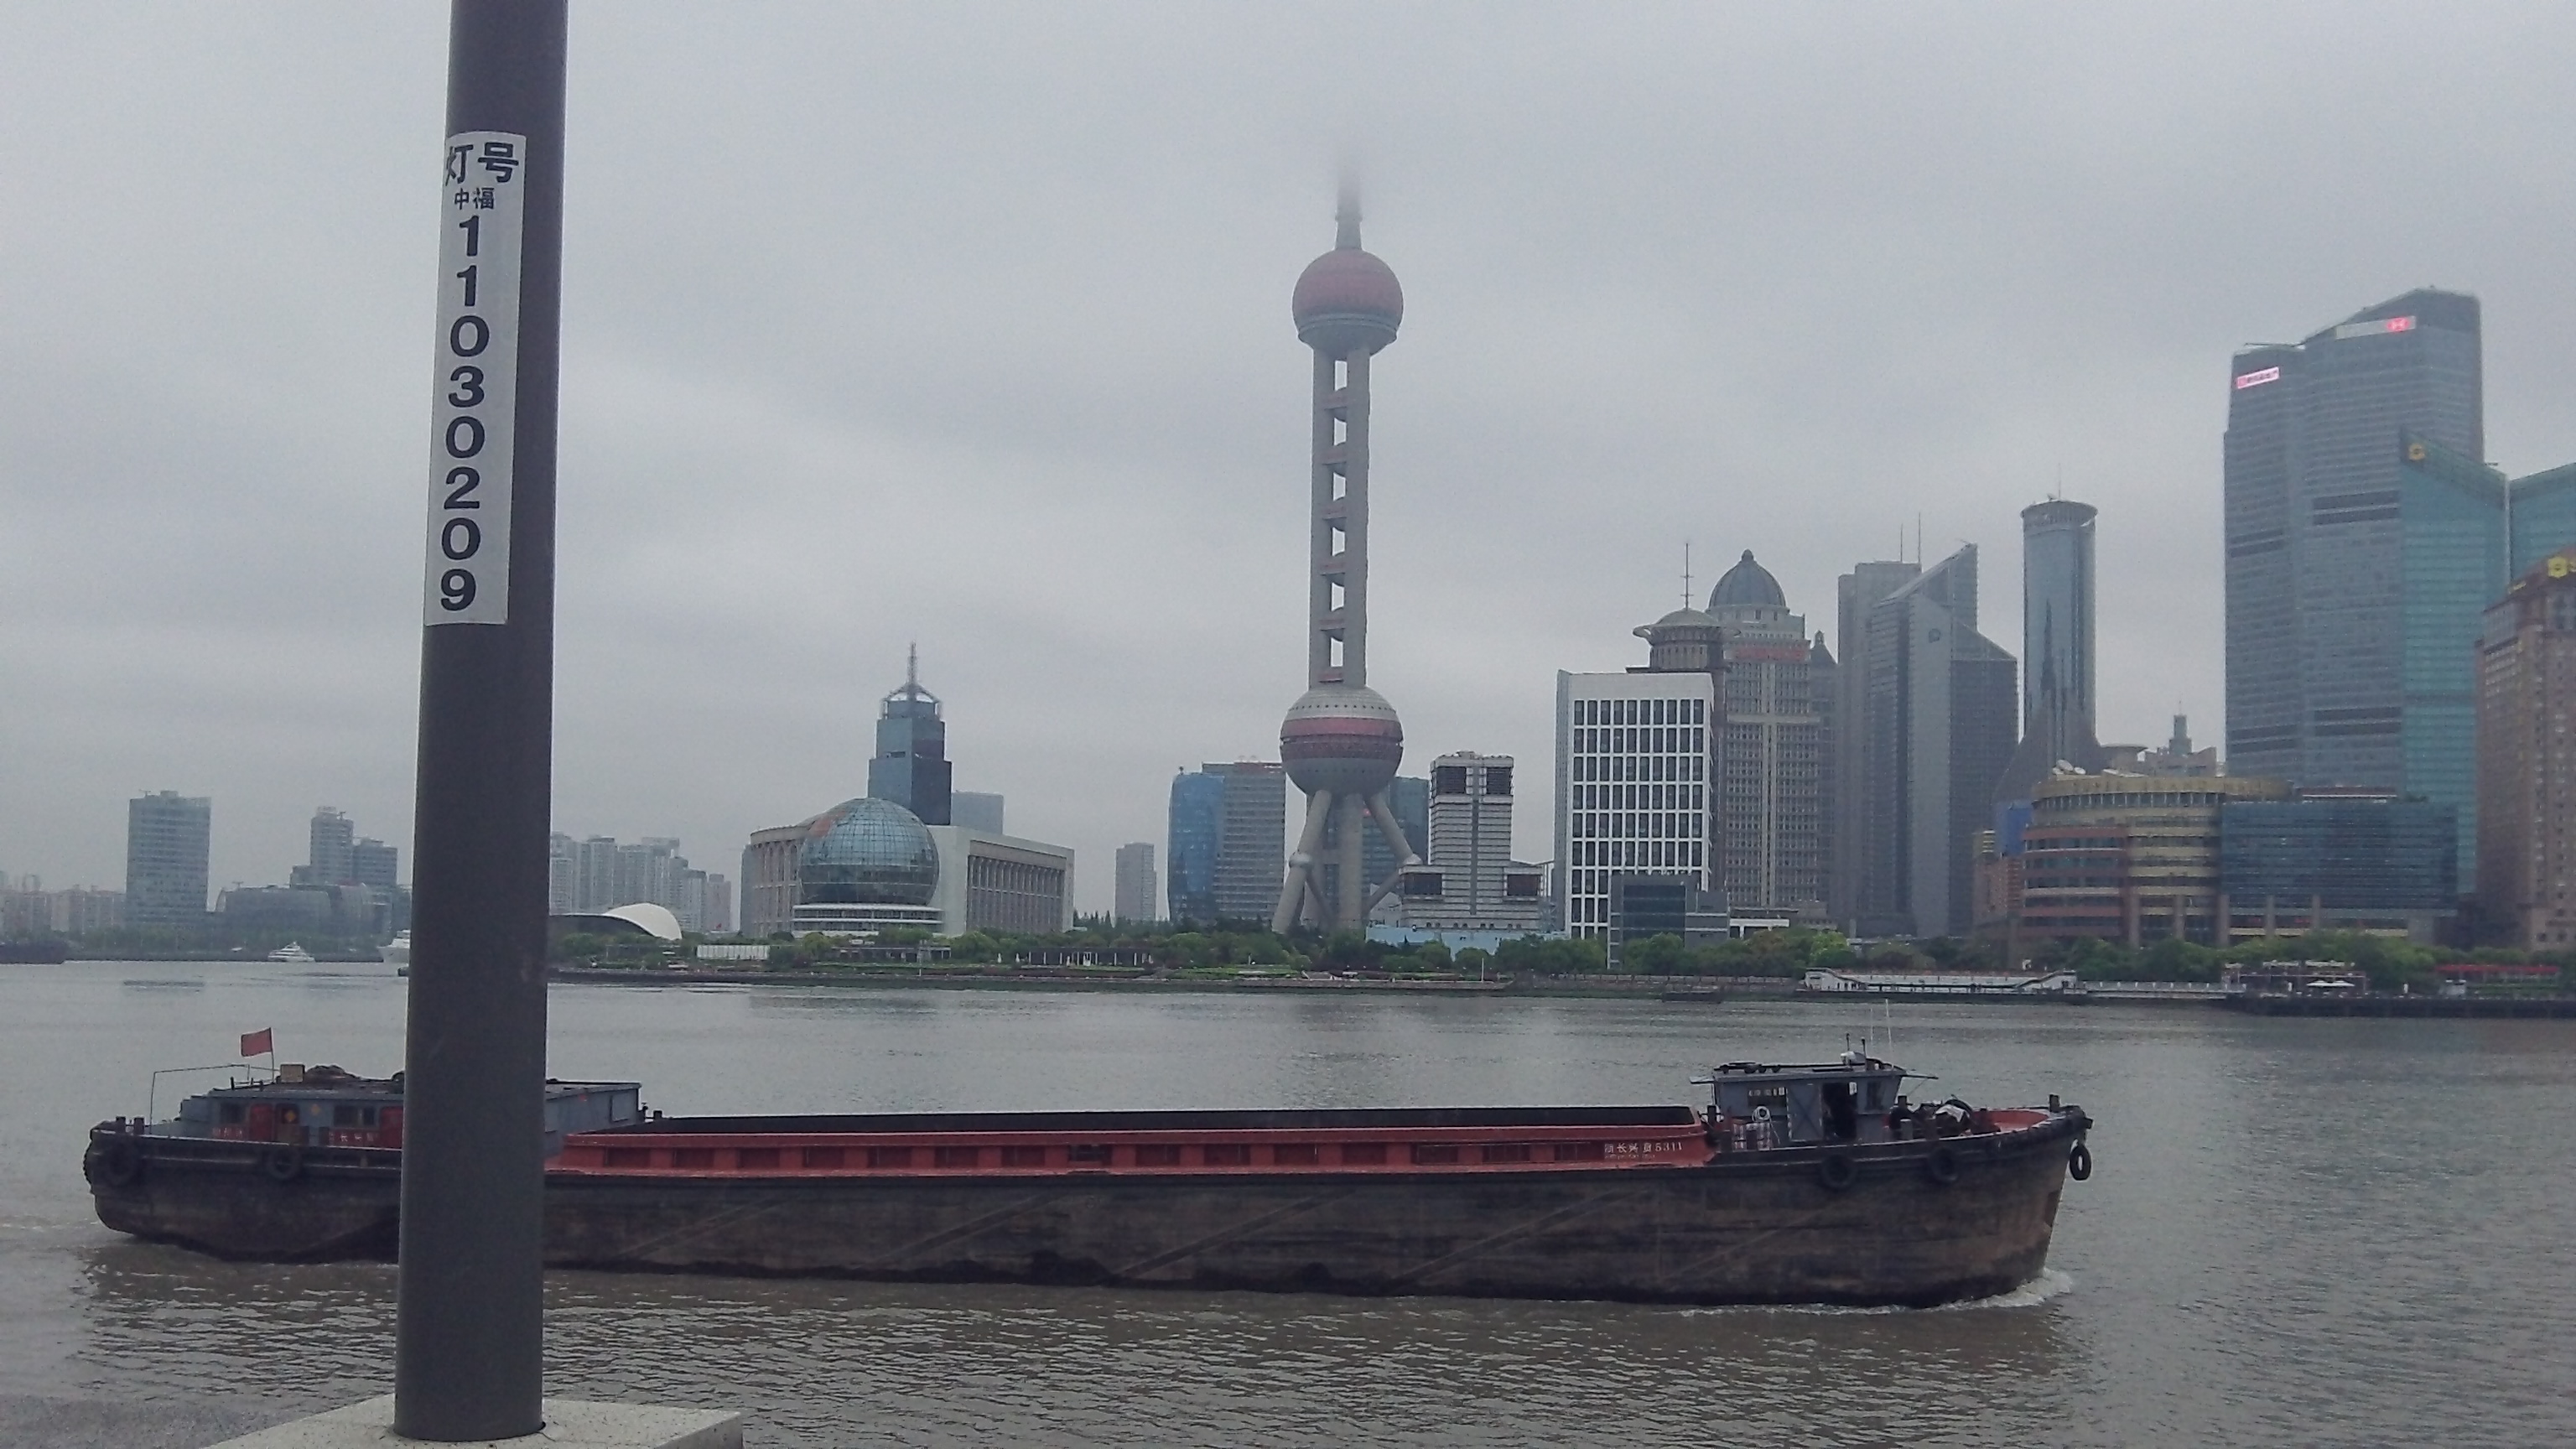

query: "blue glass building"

left=1166, top=770, right=1224, bottom=924
left=2225, top=290, right=2483, bottom=799
left=2219, top=797, right=2458, bottom=940
left=2371, top=434, right=2576, bottom=865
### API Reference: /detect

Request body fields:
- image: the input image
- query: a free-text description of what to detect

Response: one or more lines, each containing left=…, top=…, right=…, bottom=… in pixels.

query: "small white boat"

left=380, top=932, right=411, bottom=967
left=266, top=943, right=317, bottom=963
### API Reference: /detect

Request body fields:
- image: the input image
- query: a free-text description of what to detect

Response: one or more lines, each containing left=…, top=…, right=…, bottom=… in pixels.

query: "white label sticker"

left=423, top=131, right=527, bottom=626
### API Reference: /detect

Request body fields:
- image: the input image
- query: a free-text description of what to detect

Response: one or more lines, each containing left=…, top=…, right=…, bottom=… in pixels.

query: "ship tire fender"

left=2068, top=1141, right=2093, bottom=1182
left=1924, top=1145, right=1961, bottom=1187
left=262, top=1144, right=304, bottom=1183
left=1816, top=1150, right=1857, bottom=1192
left=94, top=1137, right=143, bottom=1188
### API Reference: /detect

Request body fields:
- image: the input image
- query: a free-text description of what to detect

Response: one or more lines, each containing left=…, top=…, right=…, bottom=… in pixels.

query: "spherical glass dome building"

left=797, top=797, right=938, bottom=906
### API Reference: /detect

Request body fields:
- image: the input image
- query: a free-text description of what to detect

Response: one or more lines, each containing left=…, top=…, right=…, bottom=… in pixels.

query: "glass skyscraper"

left=1166, top=770, right=1223, bottom=924
left=1165, top=762, right=1287, bottom=926
left=2223, top=289, right=2481, bottom=797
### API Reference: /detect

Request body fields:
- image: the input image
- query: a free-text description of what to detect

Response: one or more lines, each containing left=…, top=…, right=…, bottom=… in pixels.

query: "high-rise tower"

left=868, top=645, right=952, bottom=826
left=2224, top=289, right=2480, bottom=789
left=1995, top=499, right=2106, bottom=806
left=1273, top=186, right=1422, bottom=932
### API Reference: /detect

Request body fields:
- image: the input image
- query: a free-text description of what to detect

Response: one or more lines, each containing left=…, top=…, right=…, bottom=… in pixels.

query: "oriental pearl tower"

left=1271, top=184, right=1422, bottom=932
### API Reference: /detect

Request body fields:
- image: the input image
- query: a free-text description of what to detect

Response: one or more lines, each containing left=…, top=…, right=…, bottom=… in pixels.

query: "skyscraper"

left=1706, top=551, right=1832, bottom=921
left=1830, top=559, right=1919, bottom=927
left=869, top=646, right=953, bottom=827
left=307, top=808, right=356, bottom=886
left=125, top=791, right=211, bottom=931
left=1217, top=762, right=1289, bottom=924
left=1995, top=501, right=2105, bottom=805
left=1166, top=770, right=1224, bottom=924
left=2224, top=289, right=2481, bottom=791
left=1842, top=545, right=2018, bottom=937
left=1272, top=186, right=1422, bottom=932
left=2228, top=284, right=2575, bottom=864
left=1113, top=843, right=1158, bottom=925
left=1553, top=609, right=1722, bottom=940
left=351, top=838, right=400, bottom=894
left=2476, top=548, right=2576, bottom=950
left=1167, top=762, right=1288, bottom=926
left=1389, top=753, right=1546, bottom=936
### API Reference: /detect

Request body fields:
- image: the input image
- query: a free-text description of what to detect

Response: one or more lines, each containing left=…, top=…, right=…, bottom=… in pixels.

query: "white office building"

left=1553, top=609, right=1724, bottom=940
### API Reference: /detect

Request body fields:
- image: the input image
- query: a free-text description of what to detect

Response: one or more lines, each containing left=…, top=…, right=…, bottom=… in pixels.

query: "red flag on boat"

left=241, top=1028, right=273, bottom=1058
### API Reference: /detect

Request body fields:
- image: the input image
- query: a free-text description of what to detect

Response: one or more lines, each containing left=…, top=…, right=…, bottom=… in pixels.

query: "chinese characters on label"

left=424, top=132, right=527, bottom=626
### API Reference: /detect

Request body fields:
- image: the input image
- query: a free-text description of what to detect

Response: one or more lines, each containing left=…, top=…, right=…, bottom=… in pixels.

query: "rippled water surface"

left=3, top=963, right=2568, bottom=1446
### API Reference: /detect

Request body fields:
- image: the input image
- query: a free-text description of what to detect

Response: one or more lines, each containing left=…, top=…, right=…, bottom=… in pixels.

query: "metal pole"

left=396, top=2, right=565, bottom=1439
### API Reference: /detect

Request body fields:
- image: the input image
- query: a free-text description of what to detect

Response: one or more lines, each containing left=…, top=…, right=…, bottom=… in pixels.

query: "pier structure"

left=1272, top=185, right=1424, bottom=932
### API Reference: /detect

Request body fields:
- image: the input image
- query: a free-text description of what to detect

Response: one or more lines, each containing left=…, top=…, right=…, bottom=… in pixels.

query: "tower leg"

left=1335, top=790, right=1368, bottom=929
left=1273, top=791, right=1333, bottom=934
left=1358, top=786, right=1424, bottom=918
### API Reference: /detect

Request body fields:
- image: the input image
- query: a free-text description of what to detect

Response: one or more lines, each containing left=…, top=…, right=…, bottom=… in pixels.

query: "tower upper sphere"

left=1292, top=191, right=1403, bottom=357
left=1293, top=251, right=1403, bottom=357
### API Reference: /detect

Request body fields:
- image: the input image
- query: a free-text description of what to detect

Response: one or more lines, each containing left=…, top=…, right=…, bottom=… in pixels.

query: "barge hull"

left=93, top=1120, right=2077, bottom=1306
left=545, top=1128, right=2070, bottom=1306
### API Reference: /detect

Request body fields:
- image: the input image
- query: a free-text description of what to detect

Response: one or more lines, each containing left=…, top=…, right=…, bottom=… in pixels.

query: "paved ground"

left=0, top=1393, right=282, bottom=1448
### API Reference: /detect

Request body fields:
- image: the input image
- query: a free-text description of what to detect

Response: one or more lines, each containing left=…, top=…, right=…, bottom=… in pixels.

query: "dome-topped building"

left=792, top=796, right=942, bottom=932
left=1634, top=605, right=1726, bottom=675
left=1710, top=550, right=1788, bottom=610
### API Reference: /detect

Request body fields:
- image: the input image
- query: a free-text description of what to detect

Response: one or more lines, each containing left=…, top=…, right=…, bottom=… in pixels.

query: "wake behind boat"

left=85, top=1052, right=2092, bottom=1307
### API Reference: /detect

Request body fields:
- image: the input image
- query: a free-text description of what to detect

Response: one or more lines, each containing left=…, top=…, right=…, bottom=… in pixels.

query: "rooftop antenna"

left=1682, top=539, right=1695, bottom=608
left=906, top=641, right=919, bottom=689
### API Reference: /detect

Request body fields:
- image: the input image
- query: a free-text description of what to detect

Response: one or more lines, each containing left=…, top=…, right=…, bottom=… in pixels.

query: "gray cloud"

left=8, top=3, right=2575, bottom=909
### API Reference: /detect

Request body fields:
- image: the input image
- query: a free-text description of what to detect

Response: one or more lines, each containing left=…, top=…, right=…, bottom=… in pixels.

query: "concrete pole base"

left=200, top=1396, right=741, bottom=1449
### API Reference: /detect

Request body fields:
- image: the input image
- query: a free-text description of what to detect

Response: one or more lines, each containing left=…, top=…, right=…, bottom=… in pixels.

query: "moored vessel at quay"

left=86, top=1053, right=2092, bottom=1307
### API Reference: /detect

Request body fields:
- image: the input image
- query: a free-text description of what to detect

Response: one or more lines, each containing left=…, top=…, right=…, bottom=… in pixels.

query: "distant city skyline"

left=22, top=11, right=2576, bottom=915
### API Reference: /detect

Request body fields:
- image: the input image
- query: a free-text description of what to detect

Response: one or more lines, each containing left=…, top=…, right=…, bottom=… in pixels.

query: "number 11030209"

left=425, top=132, right=524, bottom=627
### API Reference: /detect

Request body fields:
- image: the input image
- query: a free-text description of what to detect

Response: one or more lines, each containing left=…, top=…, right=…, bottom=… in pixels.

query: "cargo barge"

left=86, top=1054, right=2092, bottom=1307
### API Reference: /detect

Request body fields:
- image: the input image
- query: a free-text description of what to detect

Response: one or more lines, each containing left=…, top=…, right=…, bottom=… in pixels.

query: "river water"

left=1, top=962, right=2567, bottom=1447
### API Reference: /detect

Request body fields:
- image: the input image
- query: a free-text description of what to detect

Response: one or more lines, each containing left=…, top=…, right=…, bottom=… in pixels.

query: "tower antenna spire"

left=1335, top=172, right=1362, bottom=250
left=1683, top=540, right=1694, bottom=608
left=906, top=641, right=918, bottom=689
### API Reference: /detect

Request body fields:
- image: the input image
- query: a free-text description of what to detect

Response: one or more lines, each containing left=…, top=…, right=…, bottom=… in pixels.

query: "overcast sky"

left=8, top=3, right=2576, bottom=914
